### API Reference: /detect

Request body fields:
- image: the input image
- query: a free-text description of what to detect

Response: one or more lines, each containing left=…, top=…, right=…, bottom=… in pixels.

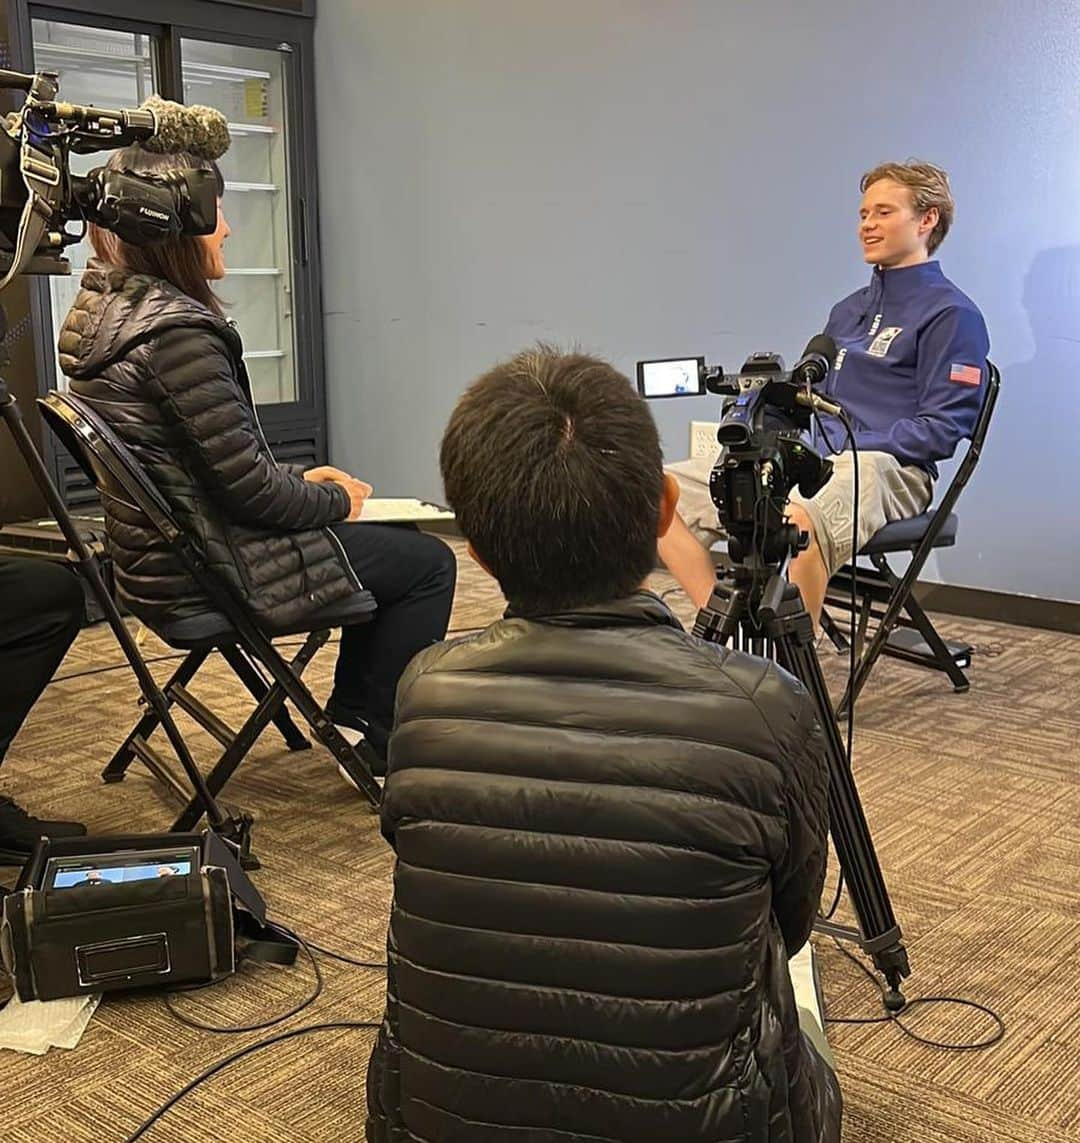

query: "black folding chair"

left=39, top=391, right=385, bottom=836
left=822, top=360, right=1000, bottom=715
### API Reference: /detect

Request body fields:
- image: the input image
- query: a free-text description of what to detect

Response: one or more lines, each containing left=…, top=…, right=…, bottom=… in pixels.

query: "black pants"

left=327, top=524, right=456, bottom=757
left=0, top=556, right=84, bottom=764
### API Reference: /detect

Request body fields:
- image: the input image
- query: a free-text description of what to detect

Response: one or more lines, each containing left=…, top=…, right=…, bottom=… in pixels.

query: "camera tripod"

left=0, top=367, right=257, bottom=866
left=693, top=527, right=910, bottom=1010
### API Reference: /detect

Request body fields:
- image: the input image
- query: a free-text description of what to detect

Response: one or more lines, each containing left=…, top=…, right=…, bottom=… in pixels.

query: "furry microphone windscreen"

left=138, top=94, right=232, bottom=161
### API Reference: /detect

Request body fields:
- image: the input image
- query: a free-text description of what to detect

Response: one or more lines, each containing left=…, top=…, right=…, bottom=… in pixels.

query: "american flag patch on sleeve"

left=949, top=363, right=981, bottom=386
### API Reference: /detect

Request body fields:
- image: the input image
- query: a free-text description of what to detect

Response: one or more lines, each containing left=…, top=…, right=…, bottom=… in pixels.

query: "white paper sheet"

left=0, top=992, right=101, bottom=1055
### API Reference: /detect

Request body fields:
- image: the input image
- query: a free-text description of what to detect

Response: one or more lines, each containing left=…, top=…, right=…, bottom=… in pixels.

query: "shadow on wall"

left=935, top=246, right=1080, bottom=603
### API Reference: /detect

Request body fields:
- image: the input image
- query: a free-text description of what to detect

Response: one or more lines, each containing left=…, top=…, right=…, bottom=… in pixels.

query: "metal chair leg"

left=898, top=596, right=971, bottom=692
left=170, top=633, right=332, bottom=830
left=102, top=647, right=211, bottom=781
left=821, top=609, right=848, bottom=652
left=218, top=642, right=312, bottom=751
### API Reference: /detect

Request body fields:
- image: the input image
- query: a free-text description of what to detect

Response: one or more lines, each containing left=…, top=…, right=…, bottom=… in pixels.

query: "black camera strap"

left=0, top=135, right=60, bottom=291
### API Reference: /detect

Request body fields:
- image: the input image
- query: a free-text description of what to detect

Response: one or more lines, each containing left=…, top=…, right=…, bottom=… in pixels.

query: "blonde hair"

left=860, top=160, right=954, bottom=254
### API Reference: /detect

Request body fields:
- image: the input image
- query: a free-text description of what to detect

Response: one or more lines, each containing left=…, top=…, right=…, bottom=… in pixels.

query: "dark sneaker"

left=0, top=795, right=86, bottom=855
left=325, top=699, right=388, bottom=772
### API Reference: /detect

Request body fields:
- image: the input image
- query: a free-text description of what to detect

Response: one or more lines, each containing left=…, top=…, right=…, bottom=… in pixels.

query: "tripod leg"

left=690, top=544, right=910, bottom=1007
left=772, top=609, right=910, bottom=1008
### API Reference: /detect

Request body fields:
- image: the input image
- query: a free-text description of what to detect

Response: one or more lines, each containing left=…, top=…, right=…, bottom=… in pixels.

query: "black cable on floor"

left=269, top=913, right=388, bottom=970
left=135, top=920, right=387, bottom=1139
left=300, top=937, right=386, bottom=971
left=824, top=936, right=1005, bottom=1051
left=162, top=919, right=387, bottom=1034
left=163, top=922, right=324, bottom=1034
left=122, top=1020, right=381, bottom=1143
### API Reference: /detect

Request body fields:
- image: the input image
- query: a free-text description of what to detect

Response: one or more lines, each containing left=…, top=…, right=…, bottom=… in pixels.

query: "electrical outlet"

left=689, top=420, right=721, bottom=460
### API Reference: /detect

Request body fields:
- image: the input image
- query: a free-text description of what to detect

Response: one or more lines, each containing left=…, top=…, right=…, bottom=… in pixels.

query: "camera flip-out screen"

left=636, top=357, right=705, bottom=399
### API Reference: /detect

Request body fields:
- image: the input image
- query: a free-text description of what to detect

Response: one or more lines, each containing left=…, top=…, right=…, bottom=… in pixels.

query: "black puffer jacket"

left=59, top=265, right=357, bottom=632
left=367, top=593, right=841, bottom=1143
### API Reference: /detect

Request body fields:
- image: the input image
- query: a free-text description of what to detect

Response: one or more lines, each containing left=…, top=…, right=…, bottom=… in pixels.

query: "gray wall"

left=315, top=0, right=1080, bottom=602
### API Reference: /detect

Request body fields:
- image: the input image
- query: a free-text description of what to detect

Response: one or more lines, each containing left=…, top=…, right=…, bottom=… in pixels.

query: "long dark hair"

left=88, top=145, right=226, bottom=316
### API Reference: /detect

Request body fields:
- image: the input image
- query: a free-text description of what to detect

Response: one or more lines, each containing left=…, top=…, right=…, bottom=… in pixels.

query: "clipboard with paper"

left=352, top=498, right=456, bottom=525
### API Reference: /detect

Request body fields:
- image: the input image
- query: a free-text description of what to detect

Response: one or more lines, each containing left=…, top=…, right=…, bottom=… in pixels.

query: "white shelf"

left=36, top=44, right=272, bottom=83
left=243, top=350, right=285, bottom=360
left=35, top=43, right=150, bottom=66
left=224, top=181, right=278, bottom=193
left=34, top=41, right=277, bottom=86
left=182, top=61, right=272, bottom=82
left=227, top=122, right=279, bottom=137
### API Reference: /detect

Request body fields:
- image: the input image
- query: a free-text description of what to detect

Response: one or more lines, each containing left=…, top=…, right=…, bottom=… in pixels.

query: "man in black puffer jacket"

left=366, top=347, right=842, bottom=1141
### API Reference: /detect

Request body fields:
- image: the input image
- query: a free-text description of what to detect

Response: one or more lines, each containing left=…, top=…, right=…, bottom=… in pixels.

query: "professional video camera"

left=638, top=334, right=843, bottom=567
left=0, top=67, right=220, bottom=287
left=638, top=335, right=913, bottom=1008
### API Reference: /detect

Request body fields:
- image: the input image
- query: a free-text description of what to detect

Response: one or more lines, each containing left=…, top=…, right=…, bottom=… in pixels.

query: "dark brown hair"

left=440, top=345, right=664, bottom=615
left=88, top=145, right=226, bottom=315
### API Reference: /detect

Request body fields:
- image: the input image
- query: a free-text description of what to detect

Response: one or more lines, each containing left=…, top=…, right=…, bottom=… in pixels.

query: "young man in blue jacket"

left=662, top=160, right=990, bottom=626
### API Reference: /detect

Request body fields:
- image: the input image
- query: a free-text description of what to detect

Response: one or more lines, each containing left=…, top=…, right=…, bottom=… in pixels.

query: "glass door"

left=30, top=18, right=160, bottom=391
left=180, top=38, right=297, bottom=408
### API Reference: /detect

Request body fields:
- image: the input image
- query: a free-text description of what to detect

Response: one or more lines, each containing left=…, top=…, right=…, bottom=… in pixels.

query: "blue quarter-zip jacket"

left=815, top=260, right=989, bottom=479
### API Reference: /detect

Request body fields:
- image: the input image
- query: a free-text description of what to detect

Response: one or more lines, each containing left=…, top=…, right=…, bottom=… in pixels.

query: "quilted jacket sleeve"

left=146, top=326, right=350, bottom=530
